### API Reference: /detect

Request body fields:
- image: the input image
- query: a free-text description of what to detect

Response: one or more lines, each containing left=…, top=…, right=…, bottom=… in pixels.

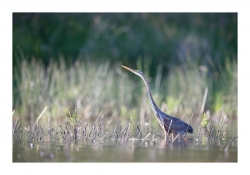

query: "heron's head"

left=121, top=65, right=150, bottom=90
left=121, top=65, right=144, bottom=77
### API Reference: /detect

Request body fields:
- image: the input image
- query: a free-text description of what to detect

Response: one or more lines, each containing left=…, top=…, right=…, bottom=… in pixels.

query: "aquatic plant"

left=66, top=109, right=82, bottom=140
left=67, top=109, right=82, bottom=130
left=201, top=112, right=209, bottom=129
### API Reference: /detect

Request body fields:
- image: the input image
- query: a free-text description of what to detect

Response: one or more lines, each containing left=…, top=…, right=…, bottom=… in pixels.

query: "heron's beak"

left=121, top=65, right=136, bottom=73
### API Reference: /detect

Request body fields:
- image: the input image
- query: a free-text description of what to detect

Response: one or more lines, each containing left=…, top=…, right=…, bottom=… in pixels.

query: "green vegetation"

left=201, top=113, right=209, bottom=129
left=13, top=57, right=237, bottom=129
left=12, top=13, right=237, bottom=129
left=67, top=109, right=82, bottom=130
left=13, top=13, right=237, bottom=68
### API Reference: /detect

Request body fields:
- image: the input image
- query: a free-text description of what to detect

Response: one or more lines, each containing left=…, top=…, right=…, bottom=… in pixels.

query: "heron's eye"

left=136, top=70, right=143, bottom=75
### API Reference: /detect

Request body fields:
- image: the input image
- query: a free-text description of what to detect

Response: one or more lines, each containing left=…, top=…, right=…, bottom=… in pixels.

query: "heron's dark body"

left=158, top=110, right=193, bottom=134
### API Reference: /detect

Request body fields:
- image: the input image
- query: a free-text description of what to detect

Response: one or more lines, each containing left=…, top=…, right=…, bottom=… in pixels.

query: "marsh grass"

left=13, top=57, right=237, bottom=131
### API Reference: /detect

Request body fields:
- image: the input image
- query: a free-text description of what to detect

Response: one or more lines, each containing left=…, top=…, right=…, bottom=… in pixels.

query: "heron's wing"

left=159, top=111, right=179, bottom=122
left=163, top=117, right=180, bottom=124
left=162, top=113, right=194, bottom=133
left=163, top=118, right=190, bottom=132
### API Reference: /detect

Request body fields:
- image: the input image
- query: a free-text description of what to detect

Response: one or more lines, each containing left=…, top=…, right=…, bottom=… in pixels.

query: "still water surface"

left=13, top=137, right=237, bottom=162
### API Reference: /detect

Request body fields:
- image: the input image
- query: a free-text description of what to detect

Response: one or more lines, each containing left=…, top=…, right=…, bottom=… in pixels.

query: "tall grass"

left=13, top=58, right=137, bottom=125
left=13, top=57, right=237, bottom=129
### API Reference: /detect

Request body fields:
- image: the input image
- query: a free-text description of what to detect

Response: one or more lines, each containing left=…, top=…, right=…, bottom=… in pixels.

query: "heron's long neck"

left=140, top=75, right=161, bottom=120
left=147, top=90, right=161, bottom=118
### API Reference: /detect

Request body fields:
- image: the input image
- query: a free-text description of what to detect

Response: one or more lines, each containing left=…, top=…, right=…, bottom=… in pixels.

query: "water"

left=13, top=137, right=237, bottom=162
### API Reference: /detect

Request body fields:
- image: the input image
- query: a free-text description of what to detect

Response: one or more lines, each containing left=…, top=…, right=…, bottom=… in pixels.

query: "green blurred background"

left=13, top=13, right=237, bottom=128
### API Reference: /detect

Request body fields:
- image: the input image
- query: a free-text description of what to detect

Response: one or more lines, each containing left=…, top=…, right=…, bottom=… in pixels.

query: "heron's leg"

left=178, top=132, right=185, bottom=143
left=160, top=124, right=167, bottom=143
left=164, top=131, right=167, bottom=142
left=172, top=132, right=175, bottom=141
left=184, top=136, right=188, bottom=141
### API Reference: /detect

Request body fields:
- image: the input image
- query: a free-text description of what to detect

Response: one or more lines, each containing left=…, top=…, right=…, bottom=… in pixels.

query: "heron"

left=121, top=65, right=193, bottom=142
